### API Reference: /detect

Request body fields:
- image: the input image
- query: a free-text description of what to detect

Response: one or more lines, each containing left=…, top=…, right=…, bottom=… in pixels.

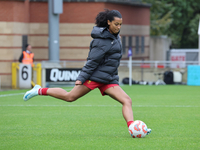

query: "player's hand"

left=75, top=80, right=82, bottom=85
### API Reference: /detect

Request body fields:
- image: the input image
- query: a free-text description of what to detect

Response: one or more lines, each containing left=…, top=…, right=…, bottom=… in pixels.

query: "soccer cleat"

left=23, top=85, right=41, bottom=101
left=146, top=128, right=152, bottom=135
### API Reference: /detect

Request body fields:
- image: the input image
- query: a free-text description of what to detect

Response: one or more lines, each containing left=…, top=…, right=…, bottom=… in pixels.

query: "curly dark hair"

left=95, top=9, right=122, bottom=27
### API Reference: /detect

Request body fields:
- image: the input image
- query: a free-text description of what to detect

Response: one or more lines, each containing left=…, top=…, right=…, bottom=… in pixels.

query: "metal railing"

left=120, top=60, right=199, bottom=68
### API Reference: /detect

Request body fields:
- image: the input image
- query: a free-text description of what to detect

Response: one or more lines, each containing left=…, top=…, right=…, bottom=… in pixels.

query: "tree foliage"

left=142, top=0, right=200, bottom=48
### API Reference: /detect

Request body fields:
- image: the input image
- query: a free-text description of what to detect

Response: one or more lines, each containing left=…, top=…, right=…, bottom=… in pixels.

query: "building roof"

left=29, top=0, right=151, bottom=7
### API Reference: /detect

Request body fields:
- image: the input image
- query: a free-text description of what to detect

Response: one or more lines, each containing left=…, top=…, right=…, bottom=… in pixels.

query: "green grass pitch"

left=0, top=85, right=200, bottom=150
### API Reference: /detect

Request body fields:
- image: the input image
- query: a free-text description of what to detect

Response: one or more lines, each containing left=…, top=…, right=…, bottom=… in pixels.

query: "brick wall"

left=29, top=2, right=48, bottom=23
left=29, top=2, right=150, bottom=25
left=0, top=1, right=29, bottom=22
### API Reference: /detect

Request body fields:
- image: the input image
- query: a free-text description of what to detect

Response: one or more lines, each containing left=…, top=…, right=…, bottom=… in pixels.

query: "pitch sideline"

left=0, top=88, right=73, bottom=98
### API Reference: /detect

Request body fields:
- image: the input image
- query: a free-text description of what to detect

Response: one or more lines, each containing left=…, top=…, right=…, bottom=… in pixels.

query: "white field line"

left=0, top=93, right=24, bottom=97
left=0, top=88, right=73, bottom=97
left=0, top=105, right=199, bottom=107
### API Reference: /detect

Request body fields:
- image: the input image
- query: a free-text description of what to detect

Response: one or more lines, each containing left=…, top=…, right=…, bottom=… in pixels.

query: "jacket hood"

left=91, top=26, right=119, bottom=39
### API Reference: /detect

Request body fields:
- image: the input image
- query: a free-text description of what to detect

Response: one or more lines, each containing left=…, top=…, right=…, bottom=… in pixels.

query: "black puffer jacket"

left=77, top=26, right=122, bottom=84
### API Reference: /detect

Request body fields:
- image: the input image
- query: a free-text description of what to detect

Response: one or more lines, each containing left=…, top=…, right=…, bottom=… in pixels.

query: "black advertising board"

left=46, top=68, right=82, bottom=82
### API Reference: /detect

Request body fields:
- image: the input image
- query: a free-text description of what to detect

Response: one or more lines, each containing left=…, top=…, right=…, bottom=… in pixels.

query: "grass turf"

left=0, top=85, right=200, bottom=150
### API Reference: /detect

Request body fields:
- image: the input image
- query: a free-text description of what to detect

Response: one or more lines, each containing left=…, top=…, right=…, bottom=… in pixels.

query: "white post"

left=198, top=19, right=200, bottom=65
left=129, top=56, right=132, bottom=86
left=155, top=61, right=158, bottom=69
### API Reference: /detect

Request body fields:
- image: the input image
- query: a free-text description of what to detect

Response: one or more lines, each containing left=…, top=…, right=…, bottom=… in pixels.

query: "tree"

left=142, top=0, right=200, bottom=48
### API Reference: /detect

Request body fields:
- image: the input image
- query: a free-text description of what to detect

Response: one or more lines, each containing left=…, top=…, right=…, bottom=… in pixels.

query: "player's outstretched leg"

left=23, top=84, right=91, bottom=102
left=23, top=85, right=41, bottom=101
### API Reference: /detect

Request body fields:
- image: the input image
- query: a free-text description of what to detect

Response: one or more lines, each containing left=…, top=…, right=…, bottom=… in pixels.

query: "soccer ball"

left=128, top=120, right=148, bottom=138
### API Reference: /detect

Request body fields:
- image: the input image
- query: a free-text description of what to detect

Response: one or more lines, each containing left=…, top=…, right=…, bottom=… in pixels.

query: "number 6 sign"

left=19, top=64, right=32, bottom=88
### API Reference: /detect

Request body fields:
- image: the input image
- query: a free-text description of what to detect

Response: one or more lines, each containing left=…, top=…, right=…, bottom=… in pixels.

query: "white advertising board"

left=170, top=52, right=186, bottom=68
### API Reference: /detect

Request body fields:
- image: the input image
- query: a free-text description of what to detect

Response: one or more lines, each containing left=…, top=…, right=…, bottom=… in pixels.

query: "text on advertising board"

left=46, top=68, right=81, bottom=82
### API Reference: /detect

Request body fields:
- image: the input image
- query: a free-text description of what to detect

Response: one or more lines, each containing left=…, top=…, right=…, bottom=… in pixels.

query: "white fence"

left=120, top=60, right=199, bottom=85
left=120, top=60, right=198, bottom=68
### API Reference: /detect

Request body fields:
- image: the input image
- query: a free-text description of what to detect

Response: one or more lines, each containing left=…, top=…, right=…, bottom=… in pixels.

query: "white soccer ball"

left=128, top=120, right=148, bottom=138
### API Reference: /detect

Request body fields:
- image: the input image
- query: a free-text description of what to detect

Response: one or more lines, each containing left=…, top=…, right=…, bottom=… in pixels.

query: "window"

left=122, top=36, right=126, bottom=54
left=22, top=35, right=28, bottom=51
left=128, top=36, right=132, bottom=51
left=141, top=36, right=145, bottom=53
left=135, top=36, right=139, bottom=54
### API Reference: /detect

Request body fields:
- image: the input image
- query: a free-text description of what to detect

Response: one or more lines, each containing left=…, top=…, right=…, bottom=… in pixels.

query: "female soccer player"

left=23, top=9, right=151, bottom=135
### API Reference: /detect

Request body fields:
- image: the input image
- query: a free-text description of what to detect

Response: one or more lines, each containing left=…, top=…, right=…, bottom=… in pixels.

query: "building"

left=0, top=0, right=150, bottom=88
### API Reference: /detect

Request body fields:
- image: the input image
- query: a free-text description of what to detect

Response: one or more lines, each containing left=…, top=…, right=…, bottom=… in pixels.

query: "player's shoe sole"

left=23, top=85, right=41, bottom=101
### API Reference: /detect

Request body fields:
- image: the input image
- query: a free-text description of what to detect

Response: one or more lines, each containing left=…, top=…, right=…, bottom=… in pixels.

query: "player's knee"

left=64, top=94, right=77, bottom=102
left=126, top=96, right=132, bottom=106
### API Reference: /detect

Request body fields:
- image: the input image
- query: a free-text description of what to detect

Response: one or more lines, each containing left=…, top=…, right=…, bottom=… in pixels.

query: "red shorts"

left=83, top=80, right=119, bottom=96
